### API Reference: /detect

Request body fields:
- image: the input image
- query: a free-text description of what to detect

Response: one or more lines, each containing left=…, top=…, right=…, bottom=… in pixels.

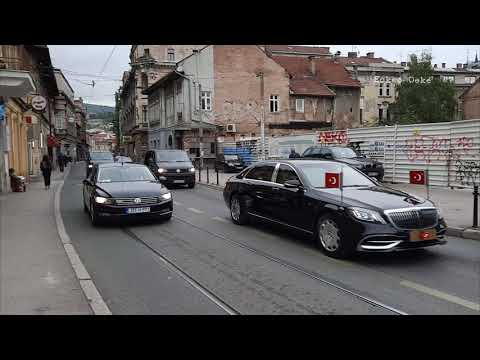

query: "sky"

left=48, top=45, right=480, bottom=108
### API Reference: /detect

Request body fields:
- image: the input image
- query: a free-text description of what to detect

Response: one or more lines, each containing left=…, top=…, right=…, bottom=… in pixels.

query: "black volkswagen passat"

left=223, top=160, right=447, bottom=259
left=83, top=163, right=173, bottom=226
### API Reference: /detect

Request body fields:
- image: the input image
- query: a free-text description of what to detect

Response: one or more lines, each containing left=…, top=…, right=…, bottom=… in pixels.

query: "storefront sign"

left=31, top=95, right=47, bottom=111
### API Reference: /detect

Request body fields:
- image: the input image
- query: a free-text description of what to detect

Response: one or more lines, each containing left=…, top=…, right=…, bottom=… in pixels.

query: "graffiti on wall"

left=455, top=160, right=480, bottom=185
left=319, top=130, right=348, bottom=144
left=401, top=131, right=475, bottom=163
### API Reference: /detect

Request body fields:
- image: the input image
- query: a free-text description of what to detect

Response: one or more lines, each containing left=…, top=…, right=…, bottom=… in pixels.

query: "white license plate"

left=126, top=207, right=150, bottom=214
left=173, top=180, right=185, bottom=184
left=368, top=172, right=379, bottom=176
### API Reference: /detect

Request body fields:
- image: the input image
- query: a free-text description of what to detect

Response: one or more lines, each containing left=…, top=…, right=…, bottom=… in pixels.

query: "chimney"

left=308, top=56, right=316, bottom=76
left=401, top=61, right=407, bottom=67
left=366, top=52, right=374, bottom=59
left=463, top=63, right=468, bottom=69
left=457, top=63, right=463, bottom=69
left=442, top=63, right=446, bottom=68
left=348, top=52, right=357, bottom=58
left=264, top=45, right=272, bottom=58
left=434, top=64, right=437, bottom=68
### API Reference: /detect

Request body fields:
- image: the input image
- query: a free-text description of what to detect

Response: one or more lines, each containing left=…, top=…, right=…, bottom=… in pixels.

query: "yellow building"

left=6, top=98, right=29, bottom=178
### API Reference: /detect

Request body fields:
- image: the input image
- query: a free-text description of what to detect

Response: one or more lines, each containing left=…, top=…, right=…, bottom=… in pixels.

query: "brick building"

left=143, top=45, right=361, bottom=161
left=460, top=78, right=480, bottom=119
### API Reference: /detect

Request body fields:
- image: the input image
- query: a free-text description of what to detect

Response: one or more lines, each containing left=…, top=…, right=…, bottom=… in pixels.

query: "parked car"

left=144, top=150, right=196, bottom=188
left=86, top=151, right=114, bottom=177
left=215, top=154, right=246, bottom=172
left=223, top=160, right=447, bottom=259
left=301, top=146, right=384, bottom=182
left=83, top=163, right=173, bottom=226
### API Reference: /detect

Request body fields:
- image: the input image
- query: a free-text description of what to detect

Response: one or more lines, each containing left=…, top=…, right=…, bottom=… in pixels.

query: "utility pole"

left=195, top=50, right=204, bottom=169
left=256, top=72, right=266, bottom=160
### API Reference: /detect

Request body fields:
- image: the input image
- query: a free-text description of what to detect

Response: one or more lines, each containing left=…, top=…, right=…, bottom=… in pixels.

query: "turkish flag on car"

left=410, top=170, right=426, bottom=185
left=325, top=173, right=341, bottom=188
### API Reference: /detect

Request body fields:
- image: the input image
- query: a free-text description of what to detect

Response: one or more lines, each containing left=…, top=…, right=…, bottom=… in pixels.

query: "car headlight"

left=349, top=207, right=387, bottom=224
left=158, top=168, right=166, bottom=173
left=88, top=164, right=93, bottom=168
left=161, top=192, right=172, bottom=200
left=95, top=196, right=112, bottom=204
left=189, top=167, right=195, bottom=173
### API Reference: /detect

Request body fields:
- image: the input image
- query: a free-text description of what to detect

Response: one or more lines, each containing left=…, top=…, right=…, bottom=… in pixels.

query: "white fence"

left=264, top=119, right=480, bottom=188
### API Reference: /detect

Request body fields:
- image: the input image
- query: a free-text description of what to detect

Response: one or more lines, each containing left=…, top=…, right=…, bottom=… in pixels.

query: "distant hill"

left=85, top=103, right=114, bottom=116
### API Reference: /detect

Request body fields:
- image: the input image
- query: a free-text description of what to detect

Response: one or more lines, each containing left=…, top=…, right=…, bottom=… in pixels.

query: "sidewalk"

left=0, top=166, right=92, bottom=314
left=195, top=169, right=480, bottom=241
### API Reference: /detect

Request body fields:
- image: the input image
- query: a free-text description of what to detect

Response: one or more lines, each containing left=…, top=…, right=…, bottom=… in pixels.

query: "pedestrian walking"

left=40, top=155, right=52, bottom=190
left=58, top=151, right=65, bottom=172
left=289, top=148, right=301, bottom=159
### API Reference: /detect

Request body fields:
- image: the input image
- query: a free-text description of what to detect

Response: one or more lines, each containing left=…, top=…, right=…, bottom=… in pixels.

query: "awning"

left=0, top=70, right=36, bottom=97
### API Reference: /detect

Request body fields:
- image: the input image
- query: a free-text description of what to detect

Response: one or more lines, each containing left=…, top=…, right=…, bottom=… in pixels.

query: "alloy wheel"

left=318, top=219, right=340, bottom=252
left=231, top=197, right=241, bottom=221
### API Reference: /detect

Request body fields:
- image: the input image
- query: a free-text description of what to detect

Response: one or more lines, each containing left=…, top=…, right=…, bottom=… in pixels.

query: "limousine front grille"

left=385, top=207, right=438, bottom=230
left=113, top=197, right=160, bottom=206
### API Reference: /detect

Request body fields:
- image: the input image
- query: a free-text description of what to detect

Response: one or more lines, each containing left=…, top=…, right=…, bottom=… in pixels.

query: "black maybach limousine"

left=223, top=160, right=447, bottom=259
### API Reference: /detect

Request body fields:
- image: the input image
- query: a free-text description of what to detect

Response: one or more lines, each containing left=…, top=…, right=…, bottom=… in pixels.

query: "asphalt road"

left=61, top=162, right=480, bottom=314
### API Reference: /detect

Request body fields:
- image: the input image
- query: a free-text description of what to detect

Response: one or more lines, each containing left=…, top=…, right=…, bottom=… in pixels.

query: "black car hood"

left=336, top=157, right=380, bottom=166
left=156, top=161, right=193, bottom=170
left=310, top=185, right=433, bottom=211
left=95, top=181, right=168, bottom=198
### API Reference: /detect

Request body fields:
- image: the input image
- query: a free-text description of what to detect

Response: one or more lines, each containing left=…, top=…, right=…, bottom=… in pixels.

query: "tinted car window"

left=275, top=164, right=300, bottom=185
left=90, top=152, right=114, bottom=161
left=298, top=163, right=375, bottom=188
left=155, top=150, right=190, bottom=162
left=98, top=166, right=157, bottom=183
left=245, top=165, right=275, bottom=182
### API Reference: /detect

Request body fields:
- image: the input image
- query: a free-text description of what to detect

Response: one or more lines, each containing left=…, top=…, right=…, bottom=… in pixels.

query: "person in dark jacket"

left=57, top=151, right=65, bottom=172
left=40, top=155, right=52, bottom=190
left=289, top=148, right=301, bottom=159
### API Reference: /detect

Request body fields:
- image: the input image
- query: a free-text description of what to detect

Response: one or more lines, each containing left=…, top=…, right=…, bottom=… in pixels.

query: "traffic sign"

left=31, top=95, right=47, bottom=111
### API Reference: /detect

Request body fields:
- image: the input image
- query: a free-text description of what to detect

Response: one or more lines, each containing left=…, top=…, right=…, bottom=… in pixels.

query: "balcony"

left=0, top=69, right=36, bottom=97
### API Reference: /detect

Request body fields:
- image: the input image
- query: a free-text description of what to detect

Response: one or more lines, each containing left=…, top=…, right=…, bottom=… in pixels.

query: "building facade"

left=460, top=78, right=480, bottom=119
left=336, top=51, right=404, bottom=126
left=0, top=45, right=58, bottom=190
left=118, top=45, right=205, bottom=162
left=144, top=45, right=361, bottom=162
left=74, top=97, right=88, bottom=160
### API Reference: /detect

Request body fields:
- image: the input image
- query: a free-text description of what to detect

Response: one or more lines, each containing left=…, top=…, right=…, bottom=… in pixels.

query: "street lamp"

left=256, top=72, right=266, bottom=160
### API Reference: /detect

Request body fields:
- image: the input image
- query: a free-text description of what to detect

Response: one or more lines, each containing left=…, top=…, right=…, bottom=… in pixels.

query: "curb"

left=54, top=165, right=112, bottom=315
left=198, top=180, right=480, bottom=243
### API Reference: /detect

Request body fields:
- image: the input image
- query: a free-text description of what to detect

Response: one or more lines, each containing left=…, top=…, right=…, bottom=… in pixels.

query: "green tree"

left=385, top=52, right=457, bottom=125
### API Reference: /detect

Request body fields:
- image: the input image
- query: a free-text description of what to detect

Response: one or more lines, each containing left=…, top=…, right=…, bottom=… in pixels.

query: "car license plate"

left=174, top=179, right=185, bottom=184
left=410, top=229, right=437, bottom=241
left=368, top=172, right=379, bottom=176
left=126, top=207, right=150, bottom=214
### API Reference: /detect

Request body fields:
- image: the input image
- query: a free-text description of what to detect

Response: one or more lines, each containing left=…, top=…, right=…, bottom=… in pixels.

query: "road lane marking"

left=187, top=207, right=204, bottom=214
left=54, top=165, right=112, bottom=315
left=173, top=201, right=183, bottom=206
left=212, top=216, right=229, bottom=223
left=400, top=280, right=480, bottom=312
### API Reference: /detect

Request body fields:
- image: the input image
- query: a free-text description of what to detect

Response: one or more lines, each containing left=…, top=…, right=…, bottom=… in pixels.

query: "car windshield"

left=97, top=166, right=156, bottom=183
left=224, top=155, right=239, bottom=161
left=155, top=150, right=190, bottom=162
left=90, top=152, right=114, bottom=161
left=330, top=147, right=359, bottom=159
left=298, top=163, right=375, bottom=188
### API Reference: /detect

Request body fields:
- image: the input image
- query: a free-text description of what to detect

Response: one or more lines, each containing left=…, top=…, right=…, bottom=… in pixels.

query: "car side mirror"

left=284, top=180, right=302, bottom=189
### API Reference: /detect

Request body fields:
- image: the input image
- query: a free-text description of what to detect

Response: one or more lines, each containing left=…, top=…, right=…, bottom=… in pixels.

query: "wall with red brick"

left=463, top=81, right=480, bottom=120
left=213, top=45, right=291, bottom=141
